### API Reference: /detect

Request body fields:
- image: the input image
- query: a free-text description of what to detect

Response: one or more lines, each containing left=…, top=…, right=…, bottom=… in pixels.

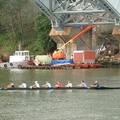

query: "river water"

left=0, top=68, right=120, bottom=120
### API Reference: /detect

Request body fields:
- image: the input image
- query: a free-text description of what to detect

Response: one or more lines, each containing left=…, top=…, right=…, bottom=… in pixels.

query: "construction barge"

left=20, top=63, right=103, bottom=69
left=0, top=50, right=119, bottom=69
left=19, top=63, right=120, bottom=69
left=0, top=26, right=120, bottom=69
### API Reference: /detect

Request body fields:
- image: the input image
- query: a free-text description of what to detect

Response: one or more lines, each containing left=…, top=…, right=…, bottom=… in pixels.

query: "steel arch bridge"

left=33, top=0, right=120, bottom=32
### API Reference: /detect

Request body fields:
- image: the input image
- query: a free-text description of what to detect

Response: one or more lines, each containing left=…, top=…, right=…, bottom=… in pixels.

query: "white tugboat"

left=0, top=50, right=30, bottom=68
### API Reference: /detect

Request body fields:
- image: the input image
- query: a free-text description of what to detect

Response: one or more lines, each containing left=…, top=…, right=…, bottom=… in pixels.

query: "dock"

left=20, top=64, right=103, bottom=69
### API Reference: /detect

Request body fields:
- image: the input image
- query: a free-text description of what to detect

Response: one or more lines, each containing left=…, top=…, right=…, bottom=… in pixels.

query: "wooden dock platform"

left=20, top=64, right=103, bottom=69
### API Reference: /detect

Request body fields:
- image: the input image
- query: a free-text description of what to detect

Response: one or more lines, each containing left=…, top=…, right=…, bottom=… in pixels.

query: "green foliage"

left=0, top=34, right=15, bottom=53
left=28, top=12, right=56, bottom=55
left=0, top=0, right=36, bottom=52
left=0, top=0, right=56, bottom=57
left=0, top=34, right=9, bottom=47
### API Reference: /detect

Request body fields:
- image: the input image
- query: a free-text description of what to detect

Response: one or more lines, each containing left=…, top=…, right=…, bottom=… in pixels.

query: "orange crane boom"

left=72, top=26, right=96, bottom=41
left=52, top=26, right=96, bottom=60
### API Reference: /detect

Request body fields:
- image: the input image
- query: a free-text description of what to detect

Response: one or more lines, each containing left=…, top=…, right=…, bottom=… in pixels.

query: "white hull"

left=0, top=61, right=28, bottom=68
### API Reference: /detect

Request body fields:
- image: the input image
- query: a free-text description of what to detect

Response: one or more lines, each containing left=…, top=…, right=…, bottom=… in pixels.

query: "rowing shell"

left=0, top=87, right=120, bottom=90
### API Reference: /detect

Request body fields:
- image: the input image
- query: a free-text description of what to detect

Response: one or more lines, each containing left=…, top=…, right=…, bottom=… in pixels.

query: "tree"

left=29, top=12, right=56, bottom=55
left=0, top=0, right=56, bottom=59
left=0, top=0, right=35, bottom=53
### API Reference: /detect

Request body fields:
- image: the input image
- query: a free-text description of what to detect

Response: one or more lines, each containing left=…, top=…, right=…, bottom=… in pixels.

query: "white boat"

left=0, top=50, right=30, bottom=68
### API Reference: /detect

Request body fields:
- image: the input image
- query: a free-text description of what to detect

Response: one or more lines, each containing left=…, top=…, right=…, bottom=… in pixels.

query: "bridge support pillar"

left=112, top=26, right=120, bottom=41
left=50, top=27, right=97, bottom=59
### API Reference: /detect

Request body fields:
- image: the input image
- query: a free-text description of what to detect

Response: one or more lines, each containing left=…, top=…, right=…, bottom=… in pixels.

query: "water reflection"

left=65, top=89, right=73, bottom=93
left=19, top=90, right=27, bottom=94
left=0, top=68, right=120, bottom=120
left=9, top=68, right=25, bottom=73
left=32, top=90, right=40, bottom=95
left=47, top=89, right=54, bottom=93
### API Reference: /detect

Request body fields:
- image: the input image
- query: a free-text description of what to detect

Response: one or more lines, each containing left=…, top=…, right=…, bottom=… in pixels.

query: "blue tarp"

left=52, top=60, right=74, bottom=65
left=73, top=25, right=88, bottom=28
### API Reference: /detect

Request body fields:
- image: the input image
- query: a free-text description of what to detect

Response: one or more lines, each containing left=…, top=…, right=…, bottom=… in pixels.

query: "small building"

left=9, top=50, right=30, bottom=63
left=73, top=50, right=96, bottom=63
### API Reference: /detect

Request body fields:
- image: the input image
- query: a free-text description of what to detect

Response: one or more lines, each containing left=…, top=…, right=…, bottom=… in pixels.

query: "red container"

left=73, top=51, right=95, bottom=63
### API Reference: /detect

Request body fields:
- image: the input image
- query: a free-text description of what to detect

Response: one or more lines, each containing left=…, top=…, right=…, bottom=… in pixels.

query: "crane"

left=52, top=26, right=96, bottom=60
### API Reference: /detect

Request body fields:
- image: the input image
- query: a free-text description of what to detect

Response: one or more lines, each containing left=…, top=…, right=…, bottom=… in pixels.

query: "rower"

left=65, top=81, right=72, bottom=87
left=91, top=81, right=100, bottom=88
left=30, top=81, right=40, bottom=88
left=77, top=81, right=87, bottom=87
left=18, top=82, right=27, bottom=88
left=55, top=81, right=62, bottom=87
left=42, top=81, right=51, bottom=88
left=7, top=81, right=15, bottom=88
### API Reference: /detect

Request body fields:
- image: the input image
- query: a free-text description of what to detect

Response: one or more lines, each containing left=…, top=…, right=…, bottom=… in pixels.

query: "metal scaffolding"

left=33, top=0, right=120, bottom=32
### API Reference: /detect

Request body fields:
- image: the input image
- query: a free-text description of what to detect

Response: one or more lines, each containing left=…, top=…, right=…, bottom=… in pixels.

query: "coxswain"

left=7, top=81, right=15, bottom=88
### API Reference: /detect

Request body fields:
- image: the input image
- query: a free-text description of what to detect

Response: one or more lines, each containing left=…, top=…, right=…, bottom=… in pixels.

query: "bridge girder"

left=33, top=0, right=120, bottom=32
